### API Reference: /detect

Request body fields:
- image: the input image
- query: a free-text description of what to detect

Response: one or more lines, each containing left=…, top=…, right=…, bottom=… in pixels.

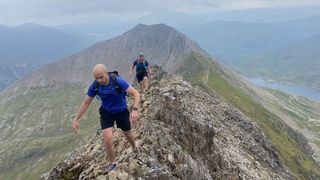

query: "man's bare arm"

left=126, top=86, right=140, bottom=124
left=74, top=95, right=94, bottom=122
left=126, top=86, right=140, bottom=109
left=72, top=95, right=94, bottom=133
left=130, top=65, right=135, bottom=76
left=147, top=65, right=152, bottom=75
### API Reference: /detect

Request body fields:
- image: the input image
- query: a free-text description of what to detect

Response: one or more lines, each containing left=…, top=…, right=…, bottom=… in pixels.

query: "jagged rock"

left=41, top=67, right=293, bottom=180
left=96, top=175, right=107, bottom=180
left=107, top=171, right=117, bottom=180
left=117, top=171, right=129, bottom=180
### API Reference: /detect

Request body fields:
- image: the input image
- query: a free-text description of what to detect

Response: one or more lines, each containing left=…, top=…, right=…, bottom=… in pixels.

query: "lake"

left=247, top=77, right=320, bottom=101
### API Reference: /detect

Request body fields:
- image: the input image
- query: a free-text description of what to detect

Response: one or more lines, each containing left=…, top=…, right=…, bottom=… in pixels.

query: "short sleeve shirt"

left=133, top=60, right=149, bottom=73
left=87, top=76, right=129, bottom=113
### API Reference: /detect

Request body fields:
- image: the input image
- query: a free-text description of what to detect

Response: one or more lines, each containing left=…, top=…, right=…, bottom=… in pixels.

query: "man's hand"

left=72, top=120, right=80, bottom=134
left=71, top=95, right=94, bottom=134
left=130, top=110, right=139, bottom=124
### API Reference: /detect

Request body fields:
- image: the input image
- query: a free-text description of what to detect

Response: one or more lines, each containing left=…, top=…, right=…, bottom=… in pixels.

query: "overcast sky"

left=1, top=0, right=320, bottom=26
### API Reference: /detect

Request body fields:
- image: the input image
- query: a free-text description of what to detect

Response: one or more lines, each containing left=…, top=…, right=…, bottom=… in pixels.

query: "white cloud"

left=0, top=0, right=319, bottom=25
left=218, top=0, right=320, bottom=10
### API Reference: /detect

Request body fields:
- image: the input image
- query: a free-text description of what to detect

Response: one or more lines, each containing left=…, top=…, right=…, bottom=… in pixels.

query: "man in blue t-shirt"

left=72, top=64, right=140, bottom=173
left=130, top=52, right=152, bottom=94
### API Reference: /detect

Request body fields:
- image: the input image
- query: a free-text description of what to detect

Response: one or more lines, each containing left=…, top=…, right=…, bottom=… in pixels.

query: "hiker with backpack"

left=72, top=64, right=140, bottom=173
left=130, top=52, right=152, bottom=94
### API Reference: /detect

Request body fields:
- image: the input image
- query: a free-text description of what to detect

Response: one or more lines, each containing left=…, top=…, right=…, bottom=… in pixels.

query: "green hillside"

left=265, top=88, right=320, bottom=131
left=0, top=84, right=100, bottom=179
left=178, top=51, right=320, bottom=179
left=258, top=88, right=320, bottom=159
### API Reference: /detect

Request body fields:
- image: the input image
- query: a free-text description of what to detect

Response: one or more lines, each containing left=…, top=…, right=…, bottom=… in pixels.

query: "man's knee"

left=102, top=128, right=113, bottom=143
left=103, top=138, right=113, bottom=147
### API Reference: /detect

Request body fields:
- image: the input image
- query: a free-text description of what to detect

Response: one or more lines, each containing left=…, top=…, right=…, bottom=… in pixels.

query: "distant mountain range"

left=222, top=33, right=320, bottom=89
left=56, top=11, right=203, bottom=45
left=0, top=23, right=90, bottom=90
left=182, top=20, right=305, bottom=57
left=278, top=15, right=320, bottom=36
left=56, top=23, right=133, bottom=45
left=52, top=8, right=320, bottom=89
left=181, top=15, right=320, bottom=89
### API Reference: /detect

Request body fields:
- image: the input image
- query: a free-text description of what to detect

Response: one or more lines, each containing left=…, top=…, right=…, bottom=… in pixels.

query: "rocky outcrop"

left=41, top=67, right=293, bottom=179
left=286, top=127, right=316, bottom=161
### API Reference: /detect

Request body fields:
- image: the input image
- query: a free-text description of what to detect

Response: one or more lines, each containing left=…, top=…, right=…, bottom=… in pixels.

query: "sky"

left=0, top=0, right=320, bottom=26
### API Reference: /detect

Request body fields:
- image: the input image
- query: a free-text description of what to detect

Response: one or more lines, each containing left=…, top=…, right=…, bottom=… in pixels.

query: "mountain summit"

left=1, top=24, right=206, bottom=99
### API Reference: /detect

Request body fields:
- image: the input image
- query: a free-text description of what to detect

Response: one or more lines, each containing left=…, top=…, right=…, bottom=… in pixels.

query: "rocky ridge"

left=41, top=67, right=292, bottom=180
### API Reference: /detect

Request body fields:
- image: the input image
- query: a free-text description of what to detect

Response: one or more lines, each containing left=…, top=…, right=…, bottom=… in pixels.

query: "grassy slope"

left=264, top=88, right=320, bottom=132
left=178, top=52, right=320, bottom=179
left=0, top=83, right=100, bottom=179
left=259, top=88, right=320, bottom=159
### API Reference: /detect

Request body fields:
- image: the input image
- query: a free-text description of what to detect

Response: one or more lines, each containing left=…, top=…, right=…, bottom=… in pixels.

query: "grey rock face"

left=41, top=67, right=293, bottom=180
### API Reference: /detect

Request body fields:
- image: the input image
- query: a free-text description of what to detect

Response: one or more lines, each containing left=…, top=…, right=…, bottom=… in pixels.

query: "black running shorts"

left=99, top=107, right=131, bottom=131
left=136, top=71, right=148, bottom=83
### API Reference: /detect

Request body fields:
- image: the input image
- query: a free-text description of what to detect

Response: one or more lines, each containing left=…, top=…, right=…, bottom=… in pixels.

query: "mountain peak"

left=0, top=23, right=207, bottom=101
left=123, top=23, right=177, bottom=38
left=133, top=23, right=174, bottom=29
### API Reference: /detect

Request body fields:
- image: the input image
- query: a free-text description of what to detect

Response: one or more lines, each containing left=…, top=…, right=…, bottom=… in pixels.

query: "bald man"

left=72, top=64, right=140, bottom=173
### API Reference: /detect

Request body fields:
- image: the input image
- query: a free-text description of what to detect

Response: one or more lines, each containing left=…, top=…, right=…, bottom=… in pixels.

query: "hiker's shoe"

left=103, top=163, right=116, bottom=174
